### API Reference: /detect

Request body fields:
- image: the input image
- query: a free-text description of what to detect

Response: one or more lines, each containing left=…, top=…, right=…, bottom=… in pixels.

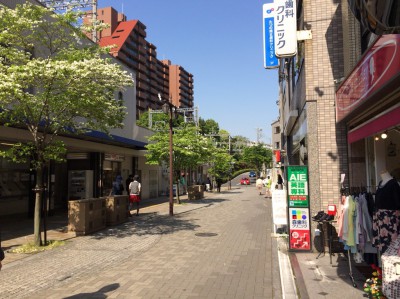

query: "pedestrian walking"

left=125, top=174, right=133, bottom=195
left=277, top=174, right=284, bottom=190
left=112, top=174, right=124, bottom=195
left=216, top=178, right=222, bottom=193
left=180, top=174, right=187, bottom=194
left=206, top=177, right=212, bottom=191
left=264, top=175, right=272, bottom=198
left=128, top=175, right=141, bottom=216
left=256, top=177, right=264, bottom=195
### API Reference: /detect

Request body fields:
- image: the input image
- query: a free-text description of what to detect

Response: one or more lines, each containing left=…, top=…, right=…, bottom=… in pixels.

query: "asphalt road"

left=0, top=186, right=282, bottom=299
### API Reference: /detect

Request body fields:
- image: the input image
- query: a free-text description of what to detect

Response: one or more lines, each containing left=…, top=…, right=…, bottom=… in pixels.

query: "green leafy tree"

left=207, top=148, right=235, bottom=182
left=230, top=135, right=249, bottom=171
left=136, top=111, right=167, bottom=129
left=231, top=135, right=249, bottom=152
left=242, top=144, right=272, bottom=175
left=136, top=111, right=151, bottom=128
left=0, top=3, right=134, bottom=246
left=199, top=118, right=219, bottom=135
left=137, top=110, right=184, bottom=130
left=145, top=123, right=213, bottom=199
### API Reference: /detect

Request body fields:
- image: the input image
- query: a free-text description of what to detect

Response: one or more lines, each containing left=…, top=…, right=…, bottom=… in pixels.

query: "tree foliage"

left=199, top=118, right=219, bottom=135
left=137, top=110, right=184, bottom=130
left=145, top=123, right=213, bottom=180
left=0, top=3, right=134, bottom=245
left=241, top=144, right=272, bottom=174
left=207, top=148, right=235, bottom=181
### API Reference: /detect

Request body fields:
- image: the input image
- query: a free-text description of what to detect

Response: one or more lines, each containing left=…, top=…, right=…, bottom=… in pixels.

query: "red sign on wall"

left=275, top=150, right=281, bottom=162
left=336, top=34, right=400, bottom=122
left=289, top=229, right=311, bottom=250
left=289, top=207, right=311, bottom=251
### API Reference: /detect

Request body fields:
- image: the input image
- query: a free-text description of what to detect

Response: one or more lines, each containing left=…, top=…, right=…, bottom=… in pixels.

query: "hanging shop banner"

left=287, top=165, right=309, bottom=207
left=289, top=207, right=311, bottom=250
left=263, top=1, right=279, bottom=69
left=274, top=0, right=297, bottom=57
left=336, top=34, right=400, bottom=122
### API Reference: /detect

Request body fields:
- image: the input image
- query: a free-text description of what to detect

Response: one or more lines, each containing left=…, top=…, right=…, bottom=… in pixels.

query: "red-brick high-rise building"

left=83, top=7, right=194, bottom=118
left=162, top=60, right=194, bottom=108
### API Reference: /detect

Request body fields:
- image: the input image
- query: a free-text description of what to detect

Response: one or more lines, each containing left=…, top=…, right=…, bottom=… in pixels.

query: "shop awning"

left=347, top=105, right=400, bottom=143
left=85, top=130, right=147, bottom=149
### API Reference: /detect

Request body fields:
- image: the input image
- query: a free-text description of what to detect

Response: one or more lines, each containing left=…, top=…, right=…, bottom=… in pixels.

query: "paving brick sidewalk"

left=0, top=187, right=371, bottom=299
left=0, top=188, right=283, bottom=298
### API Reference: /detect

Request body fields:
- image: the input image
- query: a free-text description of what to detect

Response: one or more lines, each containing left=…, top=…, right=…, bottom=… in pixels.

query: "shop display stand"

left=313, top=219, right=335, bottom=264
left=314, top=219, right=326, bottom=259
left=338, top=185, right=356, bottom=287
left=346, top=249, right=357, bottom=288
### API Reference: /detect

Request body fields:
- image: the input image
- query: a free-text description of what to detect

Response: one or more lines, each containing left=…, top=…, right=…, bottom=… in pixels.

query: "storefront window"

left=0, top=156, right=30, bottom=201
left=102, top=160, right=122, bottom=196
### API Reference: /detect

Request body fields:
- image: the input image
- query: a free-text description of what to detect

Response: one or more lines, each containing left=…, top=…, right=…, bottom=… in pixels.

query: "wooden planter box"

left=68, top=198, right=106, bottom=236
left=188, top=185, right=205, bottom=200
left=105, top=195, right=128, bottom=226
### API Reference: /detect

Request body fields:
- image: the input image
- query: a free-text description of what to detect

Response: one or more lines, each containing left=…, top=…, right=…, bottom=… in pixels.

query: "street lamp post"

left=159, top=93, right=176, bottom=216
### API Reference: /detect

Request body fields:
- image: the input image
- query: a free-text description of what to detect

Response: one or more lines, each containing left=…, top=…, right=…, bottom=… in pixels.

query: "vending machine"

left=68, top=170, right=94, bottom=200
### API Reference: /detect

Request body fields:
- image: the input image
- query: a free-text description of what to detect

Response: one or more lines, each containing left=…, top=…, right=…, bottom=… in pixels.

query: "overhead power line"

left=37, top=0, right=98, bottom=42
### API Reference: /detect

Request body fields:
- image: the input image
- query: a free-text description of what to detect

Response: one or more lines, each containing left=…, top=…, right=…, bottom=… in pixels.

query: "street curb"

left=289, top=252, right=310, bottom=299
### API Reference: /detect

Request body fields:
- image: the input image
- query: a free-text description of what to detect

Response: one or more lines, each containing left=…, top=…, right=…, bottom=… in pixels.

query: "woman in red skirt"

left=129, top=175, right=141, bottom=216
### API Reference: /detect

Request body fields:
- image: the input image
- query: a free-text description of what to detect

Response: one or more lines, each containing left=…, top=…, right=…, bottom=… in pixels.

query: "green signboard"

left=287, top=166, right=309, bottom=207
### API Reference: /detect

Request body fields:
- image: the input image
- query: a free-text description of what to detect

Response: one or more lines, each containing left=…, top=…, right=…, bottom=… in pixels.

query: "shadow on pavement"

left=62, top=283, right=120, bottom=299
left=89, top=212, right=201, bottom=240
left=181, top=198, right=229, bottom=204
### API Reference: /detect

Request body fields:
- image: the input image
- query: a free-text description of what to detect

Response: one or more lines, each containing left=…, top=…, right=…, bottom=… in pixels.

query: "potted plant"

left=363, top=264, right=386, bottom=298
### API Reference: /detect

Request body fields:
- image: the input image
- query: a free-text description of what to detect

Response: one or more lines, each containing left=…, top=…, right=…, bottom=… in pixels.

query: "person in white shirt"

left=129, top=175, right=142, bottom=216
left=256, top=177, right=264, bottom=195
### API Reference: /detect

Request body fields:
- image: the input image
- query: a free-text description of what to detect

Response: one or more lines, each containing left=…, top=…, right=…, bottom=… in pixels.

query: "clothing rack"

left=340, top=186, right=357, bottom=288
left=346, top=249, right=357, bottom=288
left=342, top=185, right=375, bottom=195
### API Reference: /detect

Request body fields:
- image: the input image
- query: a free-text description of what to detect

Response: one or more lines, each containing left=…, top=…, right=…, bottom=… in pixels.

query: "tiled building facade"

left=278, top=0, right=350, bottom=236
left=279, top=0, right=400, bottom=251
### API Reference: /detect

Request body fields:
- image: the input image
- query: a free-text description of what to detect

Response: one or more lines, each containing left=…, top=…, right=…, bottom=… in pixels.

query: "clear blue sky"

left=98, top=0, right=279, bottom=143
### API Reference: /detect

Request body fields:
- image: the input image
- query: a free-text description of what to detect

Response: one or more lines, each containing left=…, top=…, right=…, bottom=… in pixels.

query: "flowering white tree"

left=0, top=3, right=134, bottom=246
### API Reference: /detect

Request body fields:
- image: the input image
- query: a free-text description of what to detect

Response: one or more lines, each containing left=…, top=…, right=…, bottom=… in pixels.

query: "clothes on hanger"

left=338, top=191, right=377, bottom=261
left=372, top=176, right=400, bottom=255
left=372, top=210, right=400, bottom=254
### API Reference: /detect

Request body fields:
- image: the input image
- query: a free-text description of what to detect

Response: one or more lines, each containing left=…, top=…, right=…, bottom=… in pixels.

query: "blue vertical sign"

left=263, top=1, right=279, bottom=69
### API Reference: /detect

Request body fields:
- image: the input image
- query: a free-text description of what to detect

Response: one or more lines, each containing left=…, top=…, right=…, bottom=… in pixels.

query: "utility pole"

left=256, top=128, right=263, bottom=144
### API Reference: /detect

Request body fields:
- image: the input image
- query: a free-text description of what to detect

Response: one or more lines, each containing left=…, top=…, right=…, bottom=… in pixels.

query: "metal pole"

left=168, top=105, right=174, bottom=216
left=92, top=0, right=97, bottom=43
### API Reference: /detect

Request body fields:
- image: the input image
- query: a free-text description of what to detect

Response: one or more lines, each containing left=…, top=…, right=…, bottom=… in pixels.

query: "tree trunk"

left=175, top=170, right=181, bottom=204
left=33, top=167, right=43, bottom=246
left=176, top=177, right=181, bottom=204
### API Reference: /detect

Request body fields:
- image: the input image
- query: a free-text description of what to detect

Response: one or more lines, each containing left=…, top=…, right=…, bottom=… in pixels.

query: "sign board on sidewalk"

left=263, top=1, right=279, bottom=69
left=287, top=165, right=309, bottom=207
left=289, top=207, right=311, bottom=250
left=286, top=166, right=311, bottom=251
left=272, top=189, right=287, bottom=226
